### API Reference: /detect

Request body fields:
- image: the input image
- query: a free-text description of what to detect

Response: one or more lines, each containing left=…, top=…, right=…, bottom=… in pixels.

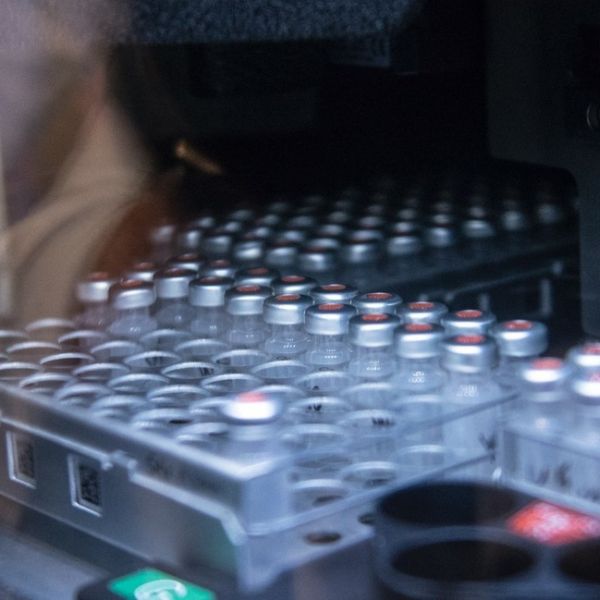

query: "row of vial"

left=147, top=181, right=574, bottom=266
left=502, top=342, right=600, bottom=505
left=74, top=265, right=549, bottom=391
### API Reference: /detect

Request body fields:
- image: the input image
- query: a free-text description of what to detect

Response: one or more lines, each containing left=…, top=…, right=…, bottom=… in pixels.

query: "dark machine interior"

left=2, top=1, right=600, bottom=598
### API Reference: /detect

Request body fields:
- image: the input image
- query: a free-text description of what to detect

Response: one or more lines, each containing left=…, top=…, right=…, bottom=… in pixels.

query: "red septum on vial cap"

left=409, top=302, right=434, bottom=310
left=504, top=320, right=533, bottom=330
left=247, top=267, right=269, bottom=275
left=163, top=267, right=188, bottom=276
left=132, top=261, right=157, bottom=270
left=121, top=279, right=146, bottom=289
left=176, top=253, right=202, bottom=260
left=319, top=303, right=344, bottom=311
left=455, top=334, right=485, bottom=344
left=531, top=357, right=563, bottom=370
left=405, top=323, right=433, bottom=332
left=236, top=285, right=261, bottom=293
left=583, top=343, right=600, bottom=355
left=366, top=292, right=392, bottom=300
left=87, top=271, right=111, bottom=281
left=276, top=294, right=300, bottom=301
left=362, top=313, right=389, bottom=322
left=210, top=259, right=230, bottom=267
left=282, top=275, right=305, bottom=283
left=199, top=276, right=224, bottom=284
left=322, top=283, right=346, bottom=291
left=456, top=309, right=483, bottom=319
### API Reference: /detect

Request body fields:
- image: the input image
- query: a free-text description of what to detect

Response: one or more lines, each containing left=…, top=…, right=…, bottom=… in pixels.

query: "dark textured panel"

left=124, top=0, right=422, bottom=42
left=2, top=0, right=423, bottom=46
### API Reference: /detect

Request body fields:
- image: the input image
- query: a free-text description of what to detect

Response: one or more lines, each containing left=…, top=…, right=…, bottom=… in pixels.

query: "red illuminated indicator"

left=504, top=320, right=532, bottom=330
left=276, top=294, right=300, bottom=301
left=406, top=323, right=433, bottom=332
left=362, top=314, right=389, bottom=322
left=456, top=335, right=484, bottom=344
left=582, top=344, right=600, bottom=355
left=319, top=303, right=343, bottom=311
left=248, top=267, right=268, bottom=275
left=532, top=358, right=563, bottom=370
left=322, top=284, right=346, bottom=291
left=236, top=285, right=260, bottom=293
left=409, top=302, right=434, bottom=310
left=282, top=275, right=305, bottom=283
left=456, top=309, right=482, bottom=319
left=366, top=292, right=392, bottom=300
left=237, top=392, right=266, bottom=403
left=507, top=502, right=600, bottom=545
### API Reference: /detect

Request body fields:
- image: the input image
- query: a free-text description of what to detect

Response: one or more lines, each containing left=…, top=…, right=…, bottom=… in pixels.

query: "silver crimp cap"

left=339, top=239, right=381, bottom=264
left=492, top=320, right=548, bottom=358
left=200, top=259, right=237, bottom=279
left=386, top=234, right=423, bottom=256
left=353, top=291, right=402, bottom=315
left=265, top=242, right=299, bottom=267
left=235, top=266, right=279, bottom=287
left=349, top=313, right=400, bottom=348
left=394, top=323, right=444, bottom=359
left=305, top=303, right=357, bottom=336
left=567, top=342, right=600, bottom=370
left=153, top=267, right=196, bottom=299
left=124, top=261, right=159, bottom=283
left=224, top=285, right=271, bottom=316
left=310, top=283, right=358, bottom=304
left=298, top=247, right=337, bottom=272
left=519, top=357, right=572, bottom=386
left=441, top=309, right=497, bottom=336
left=189, top=276, right=233, bottom=307
left=167, top=253, right=203, bottom=273
left=398, top=301, right=448, bottom=325
left=110, top=280, right=155, bottom=310
left=271, top=274, right=317, bottom=295
left=263, top=294, right=313, bottom=326
left=76, top=272, right=116, bottom=304
left=424, top=225, right=458, bottom=248
left=441, top=335, right=498, bottom=373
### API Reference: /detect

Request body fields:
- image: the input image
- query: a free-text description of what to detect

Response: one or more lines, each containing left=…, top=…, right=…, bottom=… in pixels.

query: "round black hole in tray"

left=359, top=512, right=376, bottom=526
left=379, top=482, right=517, bottom=526
left=304, top=531, right=342, bottom=545
left=559, top=540, right=600, bottom=584
left=392, top=539, right=534, bottom=583
left=168, top=418, right=192, bottom=426
left=312, top=494, right=342, bottom=507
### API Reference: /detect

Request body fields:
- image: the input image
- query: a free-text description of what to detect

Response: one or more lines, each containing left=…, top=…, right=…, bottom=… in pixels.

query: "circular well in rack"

left=390, top=537, right=535, bottom=583
left=378, top=481, right=519, bottom=527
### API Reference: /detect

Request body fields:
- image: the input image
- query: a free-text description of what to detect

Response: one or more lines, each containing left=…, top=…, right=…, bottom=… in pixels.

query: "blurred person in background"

left=0, top=0, right=176, bottom=326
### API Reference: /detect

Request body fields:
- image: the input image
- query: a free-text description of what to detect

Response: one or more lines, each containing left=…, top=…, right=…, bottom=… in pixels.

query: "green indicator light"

left=109, top=568, right=216, bottom=600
